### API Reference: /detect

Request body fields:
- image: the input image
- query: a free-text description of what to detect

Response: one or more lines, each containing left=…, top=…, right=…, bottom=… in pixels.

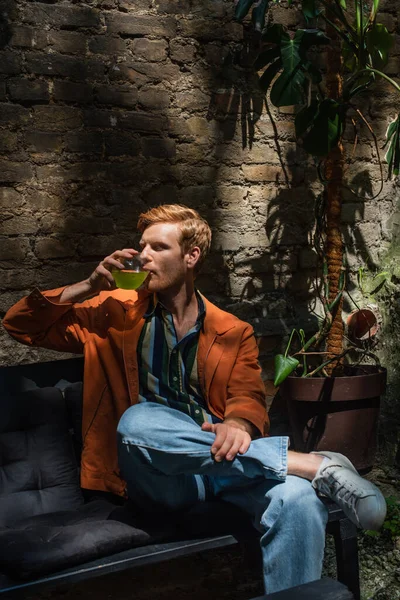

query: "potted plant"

left=233, top=0, right=399, bottom=471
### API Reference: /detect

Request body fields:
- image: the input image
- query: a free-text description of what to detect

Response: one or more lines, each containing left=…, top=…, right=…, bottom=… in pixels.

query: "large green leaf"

left=270, top=63, right=305, bottom=106
left=234, top=0, right=256, bottom=21
left=269, top=29, right=328, bottom=107
left=365, top=23, right=394, bottom=69
left=295, top=99, right=344, bottom=156
left=296, top=29, right=330, bottom=55
left=384, top=114, right=400, bottom=178
left=301, top=0, right=322, bottom=21
left=274, top=355, right=300, bottom=386
left=252, top=0, right=269, bottom=32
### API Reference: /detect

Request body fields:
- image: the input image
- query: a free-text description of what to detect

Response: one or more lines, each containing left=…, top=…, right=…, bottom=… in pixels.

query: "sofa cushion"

left=0, top=387, right=83, bottom=526
left=0, top=500, right=157, bottom=580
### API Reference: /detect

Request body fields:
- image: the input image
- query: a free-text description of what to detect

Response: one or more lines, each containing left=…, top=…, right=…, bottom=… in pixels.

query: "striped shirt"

left=137, top=292, right=217, bottom=426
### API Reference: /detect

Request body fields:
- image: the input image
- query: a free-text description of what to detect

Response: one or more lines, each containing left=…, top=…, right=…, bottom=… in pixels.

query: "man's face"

left=139, top=222, right=192, bottom=294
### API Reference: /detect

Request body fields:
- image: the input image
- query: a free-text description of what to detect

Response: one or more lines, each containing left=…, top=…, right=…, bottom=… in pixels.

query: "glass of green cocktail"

left=112, top=256, right=148, bottom=290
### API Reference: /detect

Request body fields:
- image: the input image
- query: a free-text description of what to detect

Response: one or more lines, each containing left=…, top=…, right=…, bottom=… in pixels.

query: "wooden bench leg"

left=331, top=516, right=360, bottom=600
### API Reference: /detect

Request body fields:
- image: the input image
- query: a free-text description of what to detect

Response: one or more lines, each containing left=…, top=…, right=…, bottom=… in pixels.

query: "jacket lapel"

left=198, top=296, right=236, bottom=399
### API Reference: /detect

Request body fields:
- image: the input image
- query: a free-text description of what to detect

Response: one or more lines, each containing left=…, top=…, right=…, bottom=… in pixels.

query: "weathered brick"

left=0, top=188, right=23, bottom=209
left=35, top=237, right=75, bottom=259
left=118, top=0, right=155, bottom=10
left=142, top=137, right=176, bottom=158
left=106, top=162, right=143, bottom=184
left=37, top=162, right=111, bottom=183
left=178, top=20, right=243, bottom=42
left=63, top=215, right=114, bottom=234
left=96, top=85, right=138, bottom=108
left=0, top=103, right=31, bottom=127
left=22, top=4, right=101, bottom=29
left=109, top=63, right=149, bottom=86
left=167, top=116, right=193, bottom=139
left=0, top=237, right=30, bottom=260
left=144, top=184, right=178, bottom=205
left=155, top=0, right=228, bottom=16
left=175, top=143, right=209, bottom=163
left=123, top=61, right=181, bottom=84
left=33, top=106, right=82, bottom=131
left=104, top=133, right=140, bottom=157
left=26, top=132, right=62, bottom=152
left=10, top=26, right=47, bottom=49
left=77, top=235, right=123, bottom=257
left=138, top=88, right=170, bottom=110
left=88, top=36, right=127, bottom=55
left=8, top=78, right=49, bottom=104
left=48, top=31, right=87, bottom=55
left=169, top=40, right=197, bottom=63
left=120, top=112, right=166, bottom=133
left=83, top=108, right=120, bottom=129
left=242, top=165, right=286, bottom=183
left=65, top=132, right=103, bottom=153
left=53, top=80, right=93, bottom=104
left=187, top=116, right=217, bottom=138
left=0, top=132, right=18, bottom=153
left=0, top=161, right=33, bottom=182
left=170, top=165, right=218, bottom=185
left=25, top=190, right=66, bottom=211
left=132, top=39, right=168, bottom=62
left=106, top=14, right=176, bottom=37
left=25, top=53, right=106, bottom=82
left=0, top=213, right=38, bottom=234
left=1, top=269, right=37, bottom=290
left=203, top=43, right=229, bottom=66
left=180, top=185, right=215, bottom=207
left=175, top=89, right=208, bottom=112
left=0, top=51, right=21, bottom=75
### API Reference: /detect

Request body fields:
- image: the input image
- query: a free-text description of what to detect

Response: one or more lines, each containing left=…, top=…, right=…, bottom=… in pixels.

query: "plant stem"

left=365, top=68, right=400, bottom=93
left=324, top=0, right=345, bottom=374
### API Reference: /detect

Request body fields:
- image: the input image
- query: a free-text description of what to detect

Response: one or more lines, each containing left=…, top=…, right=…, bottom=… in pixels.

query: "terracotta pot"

left=280, top=365, right=386, bottom=473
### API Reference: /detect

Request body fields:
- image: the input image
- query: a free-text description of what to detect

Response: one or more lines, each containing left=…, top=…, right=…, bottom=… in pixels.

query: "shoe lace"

left=323, top=474, right=362, bottom=524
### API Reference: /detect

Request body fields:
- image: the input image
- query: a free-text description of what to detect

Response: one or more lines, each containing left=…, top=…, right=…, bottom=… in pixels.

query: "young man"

left=3, top=204, right=386, bottom=594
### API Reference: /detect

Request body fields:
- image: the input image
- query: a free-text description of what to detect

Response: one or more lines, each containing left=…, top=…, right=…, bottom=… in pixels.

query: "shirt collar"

left=144, top=290, right=206, bottom=325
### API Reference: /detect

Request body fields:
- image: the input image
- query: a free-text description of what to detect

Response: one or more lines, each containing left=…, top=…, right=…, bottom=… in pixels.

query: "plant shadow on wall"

left=0, top=2, right=234, bottom=365
left=220, top=0, right=400, bottom=471
left=206, top=25, right=264, bottom=148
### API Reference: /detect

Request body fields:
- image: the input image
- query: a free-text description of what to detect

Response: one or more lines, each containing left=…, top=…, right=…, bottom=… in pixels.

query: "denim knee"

left=260, top=476, right=328, bottom=532
left=117, top=403, right=153, bottom=442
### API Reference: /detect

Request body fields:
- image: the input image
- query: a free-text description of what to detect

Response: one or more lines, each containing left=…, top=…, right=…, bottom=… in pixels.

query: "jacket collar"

left=200, top=295, right=236, bottom=336
left=113, top=289, right=236, bottom=336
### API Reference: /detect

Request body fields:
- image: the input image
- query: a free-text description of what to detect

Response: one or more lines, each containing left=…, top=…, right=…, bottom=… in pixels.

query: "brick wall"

left=0, top=0, right=399, bottom=401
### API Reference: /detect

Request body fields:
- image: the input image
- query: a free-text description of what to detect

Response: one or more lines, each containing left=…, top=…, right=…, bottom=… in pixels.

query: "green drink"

left=112, top=269, right=148, bottom=290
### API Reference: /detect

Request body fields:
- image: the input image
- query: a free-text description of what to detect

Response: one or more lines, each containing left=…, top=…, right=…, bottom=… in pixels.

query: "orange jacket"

left=3, top=287, right=268, bottom=496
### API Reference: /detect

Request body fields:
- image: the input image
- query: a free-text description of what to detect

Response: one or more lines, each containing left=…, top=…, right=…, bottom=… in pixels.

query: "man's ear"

left=186, top=246, right=201, bottom=270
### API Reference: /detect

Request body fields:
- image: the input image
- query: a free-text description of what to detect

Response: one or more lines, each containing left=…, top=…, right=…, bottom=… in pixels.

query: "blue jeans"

left=117, top=403, right=328, bottom=594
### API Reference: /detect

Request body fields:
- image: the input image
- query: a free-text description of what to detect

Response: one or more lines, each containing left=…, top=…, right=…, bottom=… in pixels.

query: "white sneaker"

left=311, top=451, right=387, bottom=531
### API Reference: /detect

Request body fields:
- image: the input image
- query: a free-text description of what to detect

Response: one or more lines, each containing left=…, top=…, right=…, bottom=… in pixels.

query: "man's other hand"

left=201, top=418, right=253, bottom=462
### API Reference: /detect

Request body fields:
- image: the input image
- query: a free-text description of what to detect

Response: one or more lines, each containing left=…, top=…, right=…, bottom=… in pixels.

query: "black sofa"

left=0, top=357, right=361, bottom=599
